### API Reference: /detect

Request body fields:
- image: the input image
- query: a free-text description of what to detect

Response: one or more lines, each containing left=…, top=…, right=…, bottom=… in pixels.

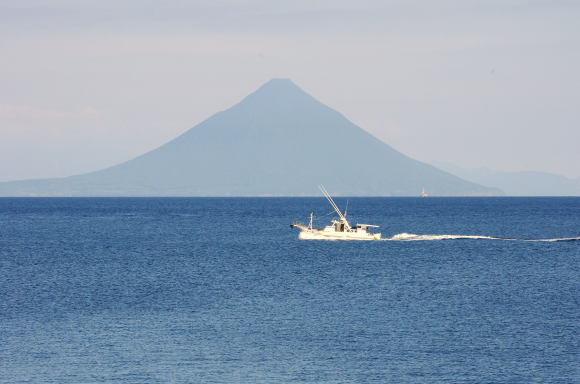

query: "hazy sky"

left=1, top=0, right=579, bottom=180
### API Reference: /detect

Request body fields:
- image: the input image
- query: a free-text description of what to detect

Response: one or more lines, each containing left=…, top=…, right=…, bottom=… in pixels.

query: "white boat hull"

left=294, top=225, right=381, bottom=240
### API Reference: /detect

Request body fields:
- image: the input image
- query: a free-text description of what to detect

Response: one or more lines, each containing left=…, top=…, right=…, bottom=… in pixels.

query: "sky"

left=1, top=0, right=579, bottom=181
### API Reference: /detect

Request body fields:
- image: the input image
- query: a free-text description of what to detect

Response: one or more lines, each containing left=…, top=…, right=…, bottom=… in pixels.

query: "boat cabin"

left=325, top=220, right=379, bottom=233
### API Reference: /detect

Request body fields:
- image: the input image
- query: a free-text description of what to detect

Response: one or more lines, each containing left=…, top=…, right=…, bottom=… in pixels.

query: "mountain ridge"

left=0, top=79, right=504, bottom=197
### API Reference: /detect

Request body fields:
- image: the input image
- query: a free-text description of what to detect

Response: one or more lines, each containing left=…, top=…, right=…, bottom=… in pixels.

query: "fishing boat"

left=421, top=188, right=428, bottom=197
left=291, top=185, right=381, bottom=240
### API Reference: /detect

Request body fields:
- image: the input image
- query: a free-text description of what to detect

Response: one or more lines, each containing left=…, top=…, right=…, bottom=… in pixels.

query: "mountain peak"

left=263, top=78, right=295, bottom=86
left=249, top=79, right=301, bottom=97
left=0, top=79, right=505, bottom=196
left=237, top=78, right=317, bottom=111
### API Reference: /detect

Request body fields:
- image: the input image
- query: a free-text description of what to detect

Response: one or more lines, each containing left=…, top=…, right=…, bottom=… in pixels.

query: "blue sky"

left=1, top=0, right=579, bottom=180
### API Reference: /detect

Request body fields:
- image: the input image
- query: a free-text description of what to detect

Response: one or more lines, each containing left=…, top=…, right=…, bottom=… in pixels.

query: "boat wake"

left=386, top=233, right=500, bottom=241
left=298, top=231, right=580, bottom=242
left=385, top=233, right=580, bottom=242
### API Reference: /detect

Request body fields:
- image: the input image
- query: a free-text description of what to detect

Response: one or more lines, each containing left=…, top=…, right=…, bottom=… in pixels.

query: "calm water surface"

left=1, top=197, right=579, bottom=383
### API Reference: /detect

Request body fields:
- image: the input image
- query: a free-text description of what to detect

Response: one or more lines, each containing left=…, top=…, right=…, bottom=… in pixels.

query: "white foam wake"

left=385, top=233, right=580, bottom=242
left=526, top=237, right=580, bottom=242
left=297, top=231, right=580, bottom=242
left=386, top=233, right=500, bottom=241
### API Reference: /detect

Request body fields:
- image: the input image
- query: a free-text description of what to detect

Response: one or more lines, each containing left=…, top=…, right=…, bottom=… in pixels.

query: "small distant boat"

left=291, top=185, right=381, bottom=240
left=421, top=188, right=428, bottom=197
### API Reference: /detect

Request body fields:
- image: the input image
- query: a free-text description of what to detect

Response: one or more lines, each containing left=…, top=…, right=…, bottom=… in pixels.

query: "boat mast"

left=319, top=185, right=350, bottom=229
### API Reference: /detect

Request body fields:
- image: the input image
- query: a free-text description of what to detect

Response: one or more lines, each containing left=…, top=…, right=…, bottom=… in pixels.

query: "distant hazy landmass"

left=430, top=161, right=580, bottom=196
left=0, top=143, right=137, bottom=183
left=0, top=79, right=503, bottom=197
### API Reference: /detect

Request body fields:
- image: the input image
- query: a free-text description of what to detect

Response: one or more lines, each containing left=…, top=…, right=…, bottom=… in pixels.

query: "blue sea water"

left=1, top=197, right=579, bottom=383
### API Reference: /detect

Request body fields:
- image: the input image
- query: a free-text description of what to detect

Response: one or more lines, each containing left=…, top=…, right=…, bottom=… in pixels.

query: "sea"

left=1, top=197, right=579, bottom=383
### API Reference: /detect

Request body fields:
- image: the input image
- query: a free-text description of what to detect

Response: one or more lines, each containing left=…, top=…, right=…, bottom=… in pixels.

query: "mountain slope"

left=0, top=143, right=137, bottom=182
left=0, top=79, right=503, bottom=196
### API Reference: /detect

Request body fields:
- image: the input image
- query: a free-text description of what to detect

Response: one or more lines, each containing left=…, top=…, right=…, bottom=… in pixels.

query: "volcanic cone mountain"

left=0, top=79, right=503, bottom=196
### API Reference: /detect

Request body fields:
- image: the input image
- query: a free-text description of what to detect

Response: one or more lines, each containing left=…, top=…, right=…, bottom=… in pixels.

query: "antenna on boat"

left=345, top=199, right=348, bottom=217
left=319, top=185, right=350, bottom=229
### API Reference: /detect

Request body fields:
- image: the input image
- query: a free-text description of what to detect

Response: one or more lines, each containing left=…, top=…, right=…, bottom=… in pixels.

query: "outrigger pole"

left=318, top=185, right=350, bottom=230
